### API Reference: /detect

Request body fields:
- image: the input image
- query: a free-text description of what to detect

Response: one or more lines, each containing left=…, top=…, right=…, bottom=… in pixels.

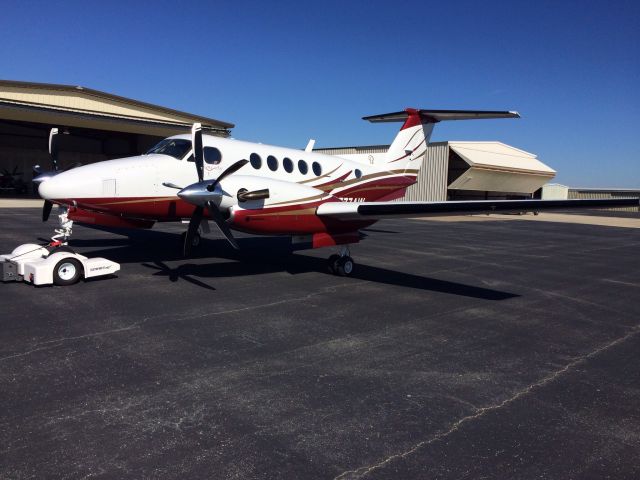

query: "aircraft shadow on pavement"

left=75, top=229, right=518, bottom=300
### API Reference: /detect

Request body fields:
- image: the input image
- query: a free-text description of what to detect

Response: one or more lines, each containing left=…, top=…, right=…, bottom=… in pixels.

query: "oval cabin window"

left=267, top=155, right=278, bottom=171
left=250, top=153, right=262, bottom=169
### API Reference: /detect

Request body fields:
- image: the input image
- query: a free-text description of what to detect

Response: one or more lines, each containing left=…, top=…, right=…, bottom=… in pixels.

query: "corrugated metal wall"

left=316, top=143, right=450, bottom=202
left=401, top=143, right=449, bottom=201
left=314, top=145, right=389, bottom=156
left=568, top=189, right=640, bottom=212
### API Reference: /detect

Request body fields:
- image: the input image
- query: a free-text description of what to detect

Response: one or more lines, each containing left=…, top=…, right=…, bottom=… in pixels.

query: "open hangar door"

left=444, top=142, right=556, bottom=200
left=0, top=80, right=233, bottom=197
left=0, top=120, right=162, bottom=196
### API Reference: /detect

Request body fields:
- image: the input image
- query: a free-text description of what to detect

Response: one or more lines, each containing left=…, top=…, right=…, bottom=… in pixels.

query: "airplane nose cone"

left=37, top=175, right=59, bottom=200
left=32, top=171, right=60, bottom=185
left=37, top=170, right=83, bottom=200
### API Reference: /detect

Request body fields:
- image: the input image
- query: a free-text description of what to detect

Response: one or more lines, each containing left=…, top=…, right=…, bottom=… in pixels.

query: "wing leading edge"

left=316, top=198, right=639, bottom=220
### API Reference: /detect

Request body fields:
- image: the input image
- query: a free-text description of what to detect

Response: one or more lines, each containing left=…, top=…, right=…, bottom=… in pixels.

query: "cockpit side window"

left=204, top=147, right=222, bottom=165
left=146, top=139, right=192, bottom=160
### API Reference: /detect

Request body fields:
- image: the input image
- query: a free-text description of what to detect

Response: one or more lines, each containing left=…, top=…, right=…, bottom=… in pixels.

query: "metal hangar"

left=315, top=141, right=556, bottom=201
left=0, top=80, right=233, bottom=194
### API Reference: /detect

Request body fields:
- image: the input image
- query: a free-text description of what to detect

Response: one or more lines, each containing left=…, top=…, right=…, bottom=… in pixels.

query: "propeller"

left=177, top=124, right=248, bottom=256
left=34, top=128, right=60, bottom=222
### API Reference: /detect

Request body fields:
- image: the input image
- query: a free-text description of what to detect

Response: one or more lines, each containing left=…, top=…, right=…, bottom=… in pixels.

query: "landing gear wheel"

left=327, top=254, right=340, bottom=274
left=53, top=258, right=82, bottom=286
left=335, top=256, right=354, bottom=276
left=180, top=231, right=201, bottom=250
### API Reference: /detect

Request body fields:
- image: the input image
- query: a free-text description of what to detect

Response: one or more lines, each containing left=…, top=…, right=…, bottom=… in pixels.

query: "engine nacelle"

left=218, top=175, right=326, bottom=210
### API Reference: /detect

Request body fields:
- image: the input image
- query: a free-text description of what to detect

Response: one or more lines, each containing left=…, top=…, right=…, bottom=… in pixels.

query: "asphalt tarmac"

left=1, top=209, right=639, bottom=479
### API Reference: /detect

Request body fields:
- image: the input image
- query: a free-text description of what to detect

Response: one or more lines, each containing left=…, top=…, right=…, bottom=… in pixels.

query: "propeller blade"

left=208, top=159, right=249, bottom=191
left=42, top=200, right=53, bottom=222
left=49, top=128, right=59, bottom=172
left=184, top=206, right=203, bottom=257
left=205, top=200, right=239, bottom=250
left=192, top=123, right=204, bottom=183
left=162, top=182, right=183, bottom=189
left=237, top=188, right=270, bottom=202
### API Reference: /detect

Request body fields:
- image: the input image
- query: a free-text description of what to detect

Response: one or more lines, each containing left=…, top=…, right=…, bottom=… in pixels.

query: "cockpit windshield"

left=145, top=139, right=192, bottom=160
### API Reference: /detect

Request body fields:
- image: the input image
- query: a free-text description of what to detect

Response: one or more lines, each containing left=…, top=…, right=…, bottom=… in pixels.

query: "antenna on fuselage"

left=304, top=139, right=316, bottom=152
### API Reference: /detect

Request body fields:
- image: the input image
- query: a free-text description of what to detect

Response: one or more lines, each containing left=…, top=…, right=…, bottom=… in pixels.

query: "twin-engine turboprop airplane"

left=35, top=108, right=638, bottom=275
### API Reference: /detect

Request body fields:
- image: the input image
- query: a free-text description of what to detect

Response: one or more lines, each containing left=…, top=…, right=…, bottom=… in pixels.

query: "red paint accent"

left=49, top=240, right=63, bottom=247
left=57, top=197, right=195, bottom=219
left=336, top=175, right=417, bottom=201
left=376, top=188, right=409, bottom=202
left=68, top=207, right=155, bottom=229
left=231, top=199, right=375, bottom=235
left=49, top=173, right=415, bottom=235
left=313, top=170, right=352, bottom=189
left=401, top=108, right=422, bottom=130
left=312, top=232, right=360, bottom=248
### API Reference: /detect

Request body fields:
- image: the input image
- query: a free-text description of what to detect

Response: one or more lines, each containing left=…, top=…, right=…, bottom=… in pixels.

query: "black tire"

left=327, top=254, right=340, bottom=274
left=335, top=256, right=354, bottom=276
left=53, top=258, right=83, bottom=286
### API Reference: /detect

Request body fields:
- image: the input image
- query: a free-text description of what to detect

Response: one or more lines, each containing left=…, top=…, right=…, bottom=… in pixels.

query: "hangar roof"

left=0, top=79, right=234, bottom=137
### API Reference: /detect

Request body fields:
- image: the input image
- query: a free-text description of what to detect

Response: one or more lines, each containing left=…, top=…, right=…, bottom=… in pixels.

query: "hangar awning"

left=447, top=141, right=556, bottom=194
left=0, top=80, right=234, bottom=137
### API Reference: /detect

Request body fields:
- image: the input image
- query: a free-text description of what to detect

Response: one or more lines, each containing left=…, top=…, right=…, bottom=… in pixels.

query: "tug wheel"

left=53, top=258, right=83, bottom=286
left=335, top=256, right=354, bottom=277
left=327, top=254, right=340, bottom=274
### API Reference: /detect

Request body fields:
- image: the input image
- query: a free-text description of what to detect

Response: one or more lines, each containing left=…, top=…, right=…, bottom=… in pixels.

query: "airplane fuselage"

left=38, top=134, right=419, bottom=235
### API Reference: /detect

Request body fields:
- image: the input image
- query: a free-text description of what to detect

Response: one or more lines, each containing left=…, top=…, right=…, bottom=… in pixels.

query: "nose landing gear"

left=327, top=246, right=354, bottom=276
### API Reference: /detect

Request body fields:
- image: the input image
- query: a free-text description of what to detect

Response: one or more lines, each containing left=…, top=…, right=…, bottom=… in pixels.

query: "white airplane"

left=34, top=108, right=637, bottom=275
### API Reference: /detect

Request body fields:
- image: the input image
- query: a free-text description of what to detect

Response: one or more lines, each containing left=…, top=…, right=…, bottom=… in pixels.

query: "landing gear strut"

left=46, top=206, right=74, bottom=253
left=328, top=245, right=354, bottom=276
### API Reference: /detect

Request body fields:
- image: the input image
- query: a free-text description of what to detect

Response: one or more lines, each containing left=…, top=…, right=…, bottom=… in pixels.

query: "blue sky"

left=1, top=0, right=638, bottom=187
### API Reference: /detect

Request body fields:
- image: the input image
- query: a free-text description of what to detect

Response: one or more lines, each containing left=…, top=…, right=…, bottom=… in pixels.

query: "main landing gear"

left=327, top=246, right=354, bottom=276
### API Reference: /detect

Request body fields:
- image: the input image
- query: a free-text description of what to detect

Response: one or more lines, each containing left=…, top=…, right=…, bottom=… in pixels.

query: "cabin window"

left=267, top=155, right=278, bottom=171
left=204, top=147, right=222, bottom=165
left=312, top=161, right=322, bottom=176
left=250, top=153, right=262, bottom=169
left=283, top=157, right=293, bottom=173
left=298, top=160, right=308, bottom=175
left=354, top=169, right=362, bottom=178
left=146, top=139, right=192, bottom=160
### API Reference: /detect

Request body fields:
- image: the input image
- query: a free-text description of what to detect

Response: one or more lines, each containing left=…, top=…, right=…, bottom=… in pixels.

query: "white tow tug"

left=0, top=209, right=119, bottom=286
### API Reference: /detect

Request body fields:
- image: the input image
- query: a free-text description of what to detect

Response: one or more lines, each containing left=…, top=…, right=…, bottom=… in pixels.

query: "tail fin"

left=363, top=108, right=519, bottom=170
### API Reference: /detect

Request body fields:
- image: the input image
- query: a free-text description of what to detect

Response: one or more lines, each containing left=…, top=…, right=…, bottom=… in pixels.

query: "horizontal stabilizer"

left=363, top=109, right=520, bottom=123
left=317, top=198, right=639, bottom=220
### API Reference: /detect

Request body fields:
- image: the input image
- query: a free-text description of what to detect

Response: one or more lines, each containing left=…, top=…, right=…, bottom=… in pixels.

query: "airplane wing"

left=316, top=198, right=639, bottom=220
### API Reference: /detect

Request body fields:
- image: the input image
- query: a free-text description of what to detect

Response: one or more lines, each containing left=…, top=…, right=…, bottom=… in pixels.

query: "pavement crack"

left=0, top=283, right=356, bottom=364
left=333, top=324, right=640, bottom=480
